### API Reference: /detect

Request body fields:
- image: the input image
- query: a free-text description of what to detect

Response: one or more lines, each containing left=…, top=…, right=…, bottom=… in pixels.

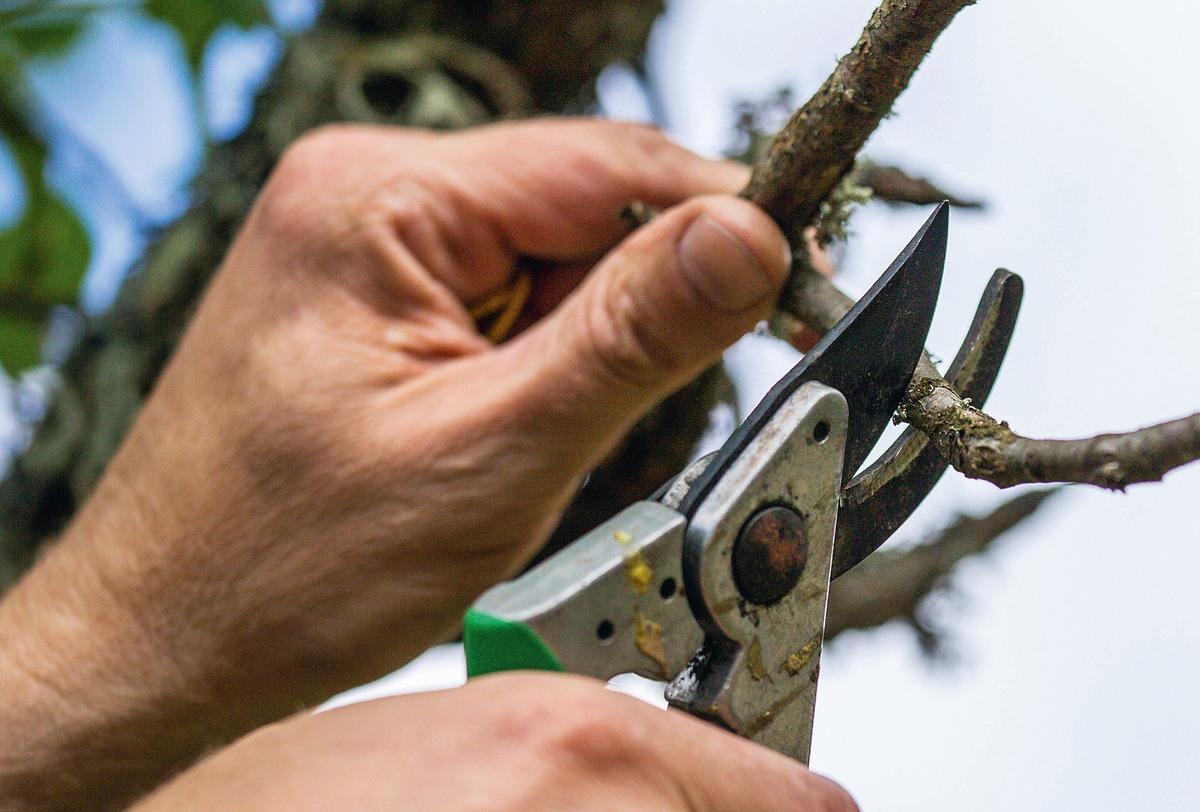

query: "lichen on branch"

left=741, top=0, right=1200, bottom=491
left=780, top=265, right=1200, bottom=490
left=899, top=377, right=1200, bottom=490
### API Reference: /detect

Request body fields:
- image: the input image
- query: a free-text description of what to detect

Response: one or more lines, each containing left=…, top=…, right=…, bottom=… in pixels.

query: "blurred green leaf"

left=0, top=308, right=46, bottom=374
left=28, top=193, right=89, bottom=302
left=0, top=128, right=47, bottom=294
left=0, top=219, right=31, bottom=292
left=0, top=2, right=53, bottom=29
left=0, top=107, right=90, bottom=372
left=1, top=16, right=85, bottom=58
left=0, top=0, right=96, bottom=60
left=144, top=0, right=269, bottom=68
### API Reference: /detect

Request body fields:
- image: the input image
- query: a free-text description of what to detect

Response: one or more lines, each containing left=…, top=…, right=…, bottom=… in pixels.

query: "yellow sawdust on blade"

left=623, top=551, right=653, bottom=594
left=747, top=636, right=767, bottom=681
left=779, top=634, right=822, bottom=677
left=633, top=609, right=667, bottom=678
left=613, top=529, right=653, bottom=593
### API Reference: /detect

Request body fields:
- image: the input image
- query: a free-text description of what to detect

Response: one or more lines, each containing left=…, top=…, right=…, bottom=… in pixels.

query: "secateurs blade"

left=462, top=202, right=1023, bottom=762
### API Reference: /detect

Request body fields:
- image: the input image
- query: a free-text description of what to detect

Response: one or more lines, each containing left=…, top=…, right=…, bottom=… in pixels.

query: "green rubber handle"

left=463, top=608, right=565, bottom=677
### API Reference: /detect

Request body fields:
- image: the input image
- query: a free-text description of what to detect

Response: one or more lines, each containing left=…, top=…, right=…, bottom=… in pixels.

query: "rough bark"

left=741, top=0, right=978, bottom=248
left=900, top=379, right=1200, bottom=490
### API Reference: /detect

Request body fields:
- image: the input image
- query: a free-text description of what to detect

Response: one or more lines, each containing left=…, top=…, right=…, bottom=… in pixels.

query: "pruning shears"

left=463, top=203, right=1024, bottom=762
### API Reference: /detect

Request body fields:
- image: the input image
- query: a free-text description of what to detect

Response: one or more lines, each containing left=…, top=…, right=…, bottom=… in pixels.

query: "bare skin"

left=0, top=119, right=855, bottom=810
left=136, top=674, right=855, bottom=811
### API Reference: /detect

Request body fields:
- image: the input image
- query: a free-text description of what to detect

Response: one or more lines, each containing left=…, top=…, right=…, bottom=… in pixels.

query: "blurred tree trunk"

left=0, top=0, right=734, bottom=586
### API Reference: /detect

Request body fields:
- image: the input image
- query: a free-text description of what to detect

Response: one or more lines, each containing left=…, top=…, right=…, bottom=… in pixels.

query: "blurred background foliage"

left=0, top=0, right=305, bottom=468
left=0, top=0, right=274, bottom=376
left=1, top=1, right=101, bottom=374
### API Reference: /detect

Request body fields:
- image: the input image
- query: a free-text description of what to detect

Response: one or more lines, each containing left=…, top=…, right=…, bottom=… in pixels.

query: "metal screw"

left=732, top=506, right=809, bottom=605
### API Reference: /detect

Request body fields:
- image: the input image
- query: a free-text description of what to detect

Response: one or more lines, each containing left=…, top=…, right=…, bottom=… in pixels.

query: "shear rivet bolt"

left=732, top=506, right=808, bottom=605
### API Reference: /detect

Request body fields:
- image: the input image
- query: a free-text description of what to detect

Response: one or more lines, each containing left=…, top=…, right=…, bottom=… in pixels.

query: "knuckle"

left=611, top=121, right=678, bottom=177
left=537, top=690, right=648, bottom=774
left=257, top=125, right=366, bottom=242
left=480, top=675, right=648, bottom=775
left=259, top=126, right=438, bottom=273
left=612, top=119, right=675, bottom=157
left=287, top=122, right=369, bottom=162
left=272, top=125, right=352, bottom=191
left=796, top=773, right=860, bottom=812
left=370, top=175, right=436, bottom=250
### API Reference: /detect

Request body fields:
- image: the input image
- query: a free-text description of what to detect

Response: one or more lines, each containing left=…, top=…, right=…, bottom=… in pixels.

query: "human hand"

left=105, top=118, right=790, bottom=701
left=0, top=119, right=790, bottom=807
left=136, top=674, right=856, bottom=812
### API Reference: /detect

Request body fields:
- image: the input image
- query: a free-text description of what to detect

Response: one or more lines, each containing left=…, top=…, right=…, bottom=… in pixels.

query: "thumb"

left=499, top=194, right=790, bottom=463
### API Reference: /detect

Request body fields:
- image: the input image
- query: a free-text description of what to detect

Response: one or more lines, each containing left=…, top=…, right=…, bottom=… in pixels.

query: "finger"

left=492, top=193, right=789, bottom=468
left=647, top=708, right=859, bottom=812
left=464, top=675, right=856, bottom=812
left=396, top=119, right=751, bottom=302
left=443, top=118, right=751, bottom=261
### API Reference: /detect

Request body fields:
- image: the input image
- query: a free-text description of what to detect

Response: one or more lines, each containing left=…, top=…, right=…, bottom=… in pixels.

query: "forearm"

left=0, top=464, right=232, bottom=810
left=0, top=387, right=294, bottom=809
left=0, top=378, right=470, bottom=809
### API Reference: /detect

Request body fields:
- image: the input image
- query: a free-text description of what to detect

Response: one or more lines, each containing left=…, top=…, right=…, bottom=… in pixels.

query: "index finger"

left=434, top=118, right=751, bottom=262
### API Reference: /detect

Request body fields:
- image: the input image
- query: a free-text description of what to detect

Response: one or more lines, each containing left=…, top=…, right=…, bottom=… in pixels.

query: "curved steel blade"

left=676, top=203, right=948, bottom=519
left=831, top=269, right=1024, bottom=579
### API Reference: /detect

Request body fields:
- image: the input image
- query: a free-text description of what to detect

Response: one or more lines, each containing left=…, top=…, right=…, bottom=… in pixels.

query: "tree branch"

left=825, top=488, right=1059, bottom=647
left=899, top=379, right=1200, bottom=490
left=853, top=161, right=984, bottom=209
left=780, top=266, right=1200, bottom=489
left=740, top=0, right=978, bottom=248
left=738, top=0, right=1200, bottom=490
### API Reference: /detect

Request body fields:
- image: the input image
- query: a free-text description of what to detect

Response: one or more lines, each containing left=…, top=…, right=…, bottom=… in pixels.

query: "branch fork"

left=741, top=0, right=1200, bottom=491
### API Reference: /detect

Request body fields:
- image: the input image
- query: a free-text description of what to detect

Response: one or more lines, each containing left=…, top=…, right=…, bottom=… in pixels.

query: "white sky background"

left=643, top=2, right=1200, bottom=809
left=11, top=2, right=1200, bottom=809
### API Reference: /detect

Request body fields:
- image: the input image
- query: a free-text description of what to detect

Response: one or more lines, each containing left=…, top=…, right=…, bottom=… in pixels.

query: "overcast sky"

left=13, top=2, right=1200, bottom=809
left=648, top=3, right=1200, bottom=809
